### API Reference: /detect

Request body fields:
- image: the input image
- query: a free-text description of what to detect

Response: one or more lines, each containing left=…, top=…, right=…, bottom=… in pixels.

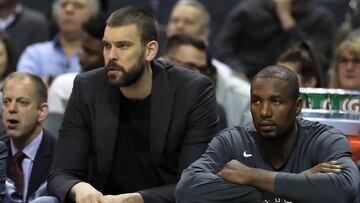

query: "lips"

left=6, top=119, right=19, bottom=129
left=258, top=120, right=276, bottom=131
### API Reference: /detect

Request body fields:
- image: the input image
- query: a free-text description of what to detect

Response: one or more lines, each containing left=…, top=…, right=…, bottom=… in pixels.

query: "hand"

left=70, top=182, right=105, bottom=203
left=272, top=0, right=293, bottom=13
left=103, top=193, right=144, bottom=203
left=272, top=0, right=295, bottom=30
left=302, top=161, right=342, bottom=174
left=217, top=159, right=252, bottom=185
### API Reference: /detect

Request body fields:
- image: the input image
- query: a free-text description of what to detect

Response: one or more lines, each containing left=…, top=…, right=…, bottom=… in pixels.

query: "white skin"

left=2, top=77, right=48, bottom=149
left=337, top=51, right=360, bottom=90
left=166, top=4, right=209, bottom=41
left=272, top=0, right=295, bottom=30
left=70, top=24, right=158, bottom=203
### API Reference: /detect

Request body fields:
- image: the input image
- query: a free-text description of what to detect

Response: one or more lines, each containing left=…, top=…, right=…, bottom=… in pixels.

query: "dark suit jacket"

left=48, top=59, right=220, bottom=203
left=6, top=130, right=57, bottom=201
left=0, top=141, right=7, bottom=202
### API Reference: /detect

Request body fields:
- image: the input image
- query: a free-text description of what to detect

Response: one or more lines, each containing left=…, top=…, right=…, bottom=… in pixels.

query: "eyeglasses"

left=338, top=57, right=360, bottom=66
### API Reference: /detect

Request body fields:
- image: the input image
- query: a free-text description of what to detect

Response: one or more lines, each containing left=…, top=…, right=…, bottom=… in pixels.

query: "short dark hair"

left=106, top=6, right=158, bottom=45
left=163, top=33, right=206, bottom=55
left=277, top=41, right=325, bottom=87
left=163, top=33, right=217, bottom=82
left=253, top=65, right=300, bottom=100
left=3, top=72, right=48, bottom=106
left=82, top=13, right=107, bottom=40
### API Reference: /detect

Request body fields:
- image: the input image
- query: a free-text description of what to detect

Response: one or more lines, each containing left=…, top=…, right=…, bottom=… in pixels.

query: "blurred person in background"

left=0, top=0, right=49, bottom=64
left=214, top=0, right=336, bottom=80
left=277, top=40, right=325, bottom=88
left=0, top=31, right=15, bottom=89
left=162, top=33, right=228, bottom=129
left=0, top=31, right=17, bottom=141
left=330, top=36, right=360, bottom=90
left=47, top=14, right=106, bottom=115
left=16, top=0, right=100, bottom=84
left=166, top=0, right=252, bottom=128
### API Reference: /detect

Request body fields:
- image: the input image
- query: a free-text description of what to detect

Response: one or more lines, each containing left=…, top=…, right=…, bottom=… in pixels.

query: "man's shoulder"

left=217, top=126, right=257, bottom=145
left=153, top=59, right=212, bottom=85
left=23, top=40, right=54, bottom=53
left=76, top=68, right=106, bottom=81
left=42, top=129, right=58, bottom=144
left=18, top=7, right=48, bottom=23
left=298, top=118, right=345, bottom=140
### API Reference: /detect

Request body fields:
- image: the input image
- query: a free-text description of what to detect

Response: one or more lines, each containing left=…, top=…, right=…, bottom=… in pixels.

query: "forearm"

left=177, top=168, right=262, bottom=203
left=138, top=184, right=176, bottom=203
left=246, top=168, right=277, bottom=193
left=275, top=170, right=359, bottom=203
left=272, top=0, right=296, bottom=31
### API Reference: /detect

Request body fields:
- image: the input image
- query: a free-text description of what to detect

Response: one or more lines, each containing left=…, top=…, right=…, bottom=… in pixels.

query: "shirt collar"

left=0, top=4, right=23, bottom=30
left=11, top=130, right=44, bottom=162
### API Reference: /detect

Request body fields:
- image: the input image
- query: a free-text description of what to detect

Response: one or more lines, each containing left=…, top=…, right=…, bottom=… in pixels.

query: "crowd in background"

left=0, top=0, right=358, bottom=202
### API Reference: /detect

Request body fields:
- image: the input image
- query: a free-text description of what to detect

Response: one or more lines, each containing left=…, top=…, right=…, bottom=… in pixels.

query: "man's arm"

left=139, top=75, right=220, bottom=203
left=48, top=75, right=93, bottom=202
left=218, top=160, right=342, bottom=194
left=218, top=132, right=360, bottom=203
left=176, top=129, right=263, bottom=203
left=272, top=0, right=335, bottom=58
left=275, top=133, right=360, bottom=203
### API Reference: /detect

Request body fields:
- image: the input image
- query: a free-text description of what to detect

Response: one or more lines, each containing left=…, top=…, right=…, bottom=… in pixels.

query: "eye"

left=2, top=99, right=9, bottom=106
left=117, top=43, right=130, bottom=50
left=103, top=42, right=111, bottom=50
left=272, top=100, right=281, bottom=105
left=251, top=99, right=261, bottom=105
left=18, top=100, right=29, bottom=106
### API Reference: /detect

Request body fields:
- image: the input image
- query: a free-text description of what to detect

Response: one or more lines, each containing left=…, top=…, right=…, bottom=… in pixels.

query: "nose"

left=345, top=62, right=355, bottom=71
left=63, top=2, right=75, bottom=12
left=175, top=20, right=185, bottom=31
left=8, top=101, right=18, bottom=114
left=108, top=47, right=118, bottom=61
left=260, top=102, right=272, bottom=118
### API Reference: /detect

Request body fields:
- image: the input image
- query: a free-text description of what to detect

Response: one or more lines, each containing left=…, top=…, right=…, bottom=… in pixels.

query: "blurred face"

left=103, top=25, right=147, bottom=87
left=337, top=51, right=360, bottom=90
left=0, top=40, right=8, bottom=78
left=56, top=0, right=94, bottom=35
left=166, top=44, right=206, bottom=73
left=2, top=78, right=48, bottom=147
left=277, top=61, right=317, bottom=87
left=251, top=77, right=301, bottom=140
left=79, top=33, right=103, bottom=72
left=166, top=5, right=208, bottom=40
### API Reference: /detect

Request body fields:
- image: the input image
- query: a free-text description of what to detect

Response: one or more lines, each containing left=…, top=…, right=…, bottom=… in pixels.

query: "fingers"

left=319, top=161, right=342, bottom=173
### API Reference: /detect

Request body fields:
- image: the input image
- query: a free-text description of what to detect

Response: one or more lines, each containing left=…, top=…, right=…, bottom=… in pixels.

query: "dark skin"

left=217, top=77, right=342, bottom=194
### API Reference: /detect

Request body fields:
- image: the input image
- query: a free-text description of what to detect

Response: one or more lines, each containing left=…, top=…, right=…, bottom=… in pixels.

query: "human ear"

left=295, top=97, right=302, bottom=116
left=38, top=103, right=49, bottom=122
left=145, top=40, right=158, bottom=61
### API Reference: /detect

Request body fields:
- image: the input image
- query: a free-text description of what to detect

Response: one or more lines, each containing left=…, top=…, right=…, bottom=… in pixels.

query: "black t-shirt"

left=105, top=92, right=162, bottom=194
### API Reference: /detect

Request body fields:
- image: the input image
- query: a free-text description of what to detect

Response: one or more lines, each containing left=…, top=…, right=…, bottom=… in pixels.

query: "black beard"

left=105, top=59, right=145, bottom=87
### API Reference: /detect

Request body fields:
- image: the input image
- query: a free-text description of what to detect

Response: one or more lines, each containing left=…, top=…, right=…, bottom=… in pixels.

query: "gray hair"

left=174, top=0, right=210, bottom=28
left=52, top=0, right=100, bottom=19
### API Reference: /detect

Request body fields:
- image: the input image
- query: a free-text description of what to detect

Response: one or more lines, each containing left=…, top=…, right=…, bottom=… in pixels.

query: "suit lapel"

left=95, top=83, right=120, bottom=189
left=150, top=62, right=175, bottom=160
left=27, top=131, right=53, bottom=199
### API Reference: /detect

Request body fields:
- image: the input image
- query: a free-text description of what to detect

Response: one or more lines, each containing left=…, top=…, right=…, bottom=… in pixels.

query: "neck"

left=0, top=2, right=17, bottom=19
left=12, top=124, right=42, bottom=150
left=120, top=63, right=152, bottom=100
left=262, top=123, right=298, bottom=169
left=60, top=34, right=82, bottom=59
